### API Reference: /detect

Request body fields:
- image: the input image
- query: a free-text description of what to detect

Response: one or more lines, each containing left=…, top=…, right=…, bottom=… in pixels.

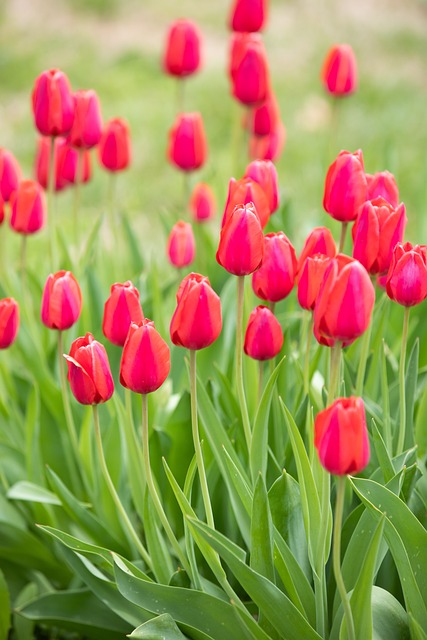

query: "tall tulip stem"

left=48, top=136, right=57, bottom=269
left=333, top=475, right=356, bottom=640
left=338, top=222, right=348, bottom=254
left=329, top=342, right=342, bottom=404
left=355, top=321, right=372, bottom=396
left=108, top=172, right=117, bottom=230
left=396, top=307, right=410, bottom=455
left=236, top=276, right=252, bottom=451
left=304, top=314, right=314, bottom=395
left=73, top=149, right=83, bottom=247
left=58, top=331, right=80, bottom=463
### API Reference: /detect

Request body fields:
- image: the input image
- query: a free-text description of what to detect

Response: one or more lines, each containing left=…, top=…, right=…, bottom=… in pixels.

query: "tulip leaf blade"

left=0, top=568, right=10, bottom=640
left=129, top=613, right=189, bottom=639
left=7, top=481, right=62, bottom=505
left=251, top=474, right=275, bottom=584
left=404, top=337, right=418, bottom=452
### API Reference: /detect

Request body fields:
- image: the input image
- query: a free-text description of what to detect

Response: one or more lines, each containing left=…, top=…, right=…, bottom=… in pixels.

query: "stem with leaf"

left=48, top=137, right=57, bottom=268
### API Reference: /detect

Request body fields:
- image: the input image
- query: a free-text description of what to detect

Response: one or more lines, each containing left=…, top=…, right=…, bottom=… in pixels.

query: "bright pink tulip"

left=244, top=305, right=283, bottom=360
left=168, top=112, right=207, bottom=172
left=167, top=221, right=195, bottom=268
left=10, top=180, right=46, bottom=235
left=323, top=149, right=368, bottom=222
left=32, top=69, right=75, bottom=137
left=366, top=171, right=399, bottom=208
left=229, top=33, right=269, bottom=106
left=321, top=44, right=357, bottom=97
left=249, top=121, right=286, bottom=162
left=41, top=271, right=82, bottom=331
left=229, top=0, right=268, bottom=32
left=250, top=92, right=280, bottom=136
left=163, top=19, right=202, bottom=77
left=0, top=298, right=19, bottom=349
left=252, top=232, right=297, bottom=302
left=386, top=242, right=427, bottom=307
left=102, top=281, right=144, bottom=347
left=68, top=89, right=103, bottom=149
left=190, top=182, right=216, bottom=222
left=217, top=203, right=264, bottom=276
left=244, top=159, right=279, bottom=213
left=65, top=333, right=114, bottom=405
left=0, top=149, right=21, bottom=202
left=120, top=320, right=170, bottom=394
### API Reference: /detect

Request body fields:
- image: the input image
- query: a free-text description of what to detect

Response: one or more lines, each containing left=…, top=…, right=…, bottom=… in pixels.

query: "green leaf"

left=370, top=419, right=395, bottom=483
left=0, top=523, right=65, bottom=580
left=0, top=568, right=10, bottom=640
left=143, top=487, right=174, bottom=584
left=122, top=214, right=144, bottom=275
left=371, top=587, right=410, bottom=640
left=80, top=213, right=104, bottom=272
left=250, top=474, right=275, bottom=591
left=129, top=614, right=189, bottom=639
left=7, top=481, right=62, bottom=505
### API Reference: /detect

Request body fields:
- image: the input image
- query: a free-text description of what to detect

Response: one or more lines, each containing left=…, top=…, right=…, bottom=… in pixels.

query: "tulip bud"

left=315, top=397, right=369, bottom=475
left=190, top=182, right=216, bottom=222
left=252, top=232, right=297, bottom=302
left=163, top=19, right=202, bottom=78
left=41, top=270, right=82, bottom=331
left=321, top=44, right=357, bottom=97
left=297, top=254, right=332, bottom=311
left=32, top=69, right=75, bottom=137
left=0, top=148, right=21, bottom=202
left=120, top=319, right=170, bottom=394
left=0, top=298, right=19, bottom=349
left=323, top=149, right=368, bottom=222
left=313, top=254, right=375, bottom=347
left=64, top=333, right=114, bottom=405
left=102, top=281, right=144, bottom=347
left=245, top=159, right=279, bottom=213
left=229, top=0, right=268, bottom=33
left=168, top=112, right=207, bottom=172
left=244, top=305, right=283, bottom=360
left=296, top=226, right=337, bottom=276
left=59, top=144, right=91, bottom=186
left=10, top=180, right=46, bottom=235
left=35, top=137, right=67, bottom=191
left=386, top=242, right=427, bottom=307
left=68, top=89, right=103, bottom=149
left=366, top=171, right=399, bottom=208
left=229, top=33, right=270, bottom=106
left=222, top=177, right=270, bottom=228
left=170, top=272, right=222, bottom=350
left=352, top=197, right=407, bottom=276
left=217, top=203, right=264, bottom=276
left=98, top=118, right=131, bottom=172
left=167, top=221, right=195, bottom=268
left=250, top=92, right=280, bottom=137
left=249, top=121, right=286, bottom=162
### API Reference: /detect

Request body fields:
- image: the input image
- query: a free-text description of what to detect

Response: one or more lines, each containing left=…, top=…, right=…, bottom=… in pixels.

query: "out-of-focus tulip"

left=315, top=396, right=369, bottom=475
left=217, top=203, right=264, bottom=276
left=68, top=89, right=103, bottom=149
left=167, top=220, right=195, bottom=268
left=190, top=182, right=216, bottom=222
left=35, top=137, right=66, bottom=191
left=0, top=195, right=4, bottom=225
left=321, top=44, right=357, bottom=97
left=313, top=254, right=375, bottom=347
left=244, top=305, right=283, bottom=360
left=352, top=197, right=407, bottom=276
left=252, top=232, right=297, bottom=302
left=120, top=319, right=170, bottom=394
left=366, top=171, right=399, bottom=208
left=41, top=270, right=82, bottom=331
left=229, top=0, right=268, bottom=33
left=10, top=180, right=46, bottom=235
left=163, top=19, right=202, bottom=78
left=0, top=298, right=19, bottom=349
left=296, top=226, right=336, bottom=276
left=98, top=118, right=131, bottom=172
left=222, top=177, right=270, bottom=228
left=32, top=69, right=75, bottom=137
left=297, top=254, right=332, bottom=311
left=170, top=272, right=222, bottom=350
left=323, top=149, right=368, bottom=222
left=168, top=112, right=207, bottom=172
left=65, top=333, right=114, bottom=405
left=102, top=281, right=144, bottom=347
left=245, top=159, right=279, bottom=213
left=249, top=121, right=286, bottom=162
left=386, top=242, right=427, bottom=307
left=0, top=149, right=21, bottom=202
left=59, top=145, right=91, bottom=186
left=250, top=92, right=280, bottom=136
left=229, top=33, right=269, bottom=106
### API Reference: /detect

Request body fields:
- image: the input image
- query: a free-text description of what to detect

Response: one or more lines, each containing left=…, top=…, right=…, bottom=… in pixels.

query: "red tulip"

left=190, top=182, right=216, bottom=222
left=315, top=396, right=369, bottom=475
left=120, top=319, right=170, bottom=394
left=32, top=69, right=75, bottom=137
left=222, top=177, right=270, bottom=228
left=163, top=19, right=202, bottom=78
left=250, top=92, right=280, bottom=136
left=59, top=144, right=91, bottom=186
left=386, top=242, right=427, bottom=307
left=323, top=149, right=368, bottom=222
left=170, top=273, right=222, bottom=350
left=366, top=171, right=399, bottom=208
left=0, top=148, right=21, bottom=202
left=10, top=180, right=46, bottom=235
left=252, top=232, right=297, bottom=302
left=249, top=121, right=286, bottom=162
left=41, top=270, right=82, bottom=331
left=313, top=254, right=375, bottom=347
left=65, top=333, right=114, bottom=405
left=229, top=0, right=268, bottom=32
left=244, top=305, right=283, bottom=360
left=98, top=118, right=131, bottom=172
left=244, top=159, right=279, bottom=213
left=217, top=203, right=264, bottom=276
left=35, top=137, right=67, bottom=191
left=352, top=197, right=407, bottom=276
left=167, top=220, right=195, bottom=268
left=102, top=281, right=144, bottom=347
left=297, top=254, right=333, bottom=311
left=168, top=112, right=207, bottom=172
left=321, top=44, right=357, bottom=97
left=0, top=298, right=19, bottom=349
left=296, top=226, right=337, bottom=276
left=68, top=89, right=103, bottom=149
left=229, top=33, right=269, bottom=106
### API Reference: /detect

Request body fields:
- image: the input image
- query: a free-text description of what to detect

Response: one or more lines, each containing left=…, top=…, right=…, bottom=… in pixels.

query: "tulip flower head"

left=297, top=254, right=333, bottom=311
left=65, top=333, right=114, bottom=405
left=222, top=177, right=270, bottom=228
left=244, top=305, right=283, bottom=360
left=163, top=19, right=202, bottom=78
left=323, top=149, right=368, bottom=223
left=296, top=226, right=337, bottom=277
left=217, top=203, right=264, bottom=276
left=229, top=0, right=268, bottom=33
left=0, top=298, right=19, bottom=349
left=252, top=232, right=297, bottom=303
left=32, top=69, right=75, bottom=137
left=366, top=170, right=399, bottom=208
left=321, top=44, right=357, bottom=98
left=98, top=118, right=131, bottom=172
left=68, top=89, right=103, bottom=149
left=229, top=33, right=270, bottom=106
left=250, top=92, right=280, bottom=137
left=59, top=144, right=92, bottom=186
left=244, top=159, right=279, bottom=213
left=315, top=396, right=369, bottom=475
left=190, top=182, right=216, bottom=222
left=170, top=272, right=222, bottom=351
left=386, top=242, right=427, bottom=307
left=41, top=270, right=82, bottom=331
left=10, top=180, right=46, bottom=235
left=167, top=220, right=195, bottom=268
left=102, top=281, right=144, bottom=347
left=120, top=319, right=171, bottom=394
left=249, top=121, right=286, bottom=162
left=0, top=148, right=21, bottom=202
left=168, top=112, right=207, bottom=172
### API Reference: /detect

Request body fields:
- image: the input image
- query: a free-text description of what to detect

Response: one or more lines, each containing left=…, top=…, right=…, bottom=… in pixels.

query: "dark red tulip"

left=323, top=149, right=368, bottom=222
left=244, top=305, right=283, bottom=360
left=252, top=232, right=297, bottom=302
left=321, top=44, right=357, bottom=97
left=68, top=89, right=103, bottom=149
left=41, top=270, right=82, bottom=331
left=168, top=112, right=207, bottom=172
left=386, top=242, right=427, bottom=307
left=217, top=203, right=264, bottom=276
left=10, top=180, right=46, bottom=235
left=65, top=333, right=114, bottom=405
left=163, top=19, right=202, bottom=78
left=0, top=298, right=19, bottom=349
left=32, top=69, right=75, bottom=137
left=98, top=118, right=131, bottom=172
left=102, top=281, right=144, bottom=347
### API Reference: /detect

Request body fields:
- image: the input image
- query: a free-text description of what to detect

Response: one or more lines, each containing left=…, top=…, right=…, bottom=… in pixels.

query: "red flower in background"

left=222, top=177, right=270, bottom=228
left=120, top=320, right=170, bottom=394
left=366, top=170, right=399, bottom=208
left=68, top=89, right=103, bottom=149
left=168, top=112, right=207, bottom=172
left=229, top=0, right=268, bottom=33
left=167, top=220, right=195, bottom=268
left=41, top=270, right=82, bottom=331
left=190, top=182, right=216, bottom=222
left=386, top=242, right=427, bottom=307
left=296, top=226, right=336, bottom=276
left=323, top=149, right=367, bottom=222
left=252, top=232, right=297, bottom=302
left=217, top=203, right=264, bottom=276
left=10, top=180, right=46, bottom=235
left=98, top=118, right=131, bottom=172
left=163, top=19, right=202, bottom=78
left=102, top=281, right=144, bottom=347
left=249, top=121, right=286, bottom=162
left=229, top=33, right=270, bottom=106
left=0, top=298, right=19, bottom=349
left=321, top=44, right=357, bottom=97
left=244, top=305, right=283, bottom=360
left=65, top=333, right=114, bottom=405
left=244, top=159, right=279, bottom=213
left=32, top=69, right=75, bottom=137
left=0, top=148, right=21, bottom=202
left=297, top=254, right=333, bottom=311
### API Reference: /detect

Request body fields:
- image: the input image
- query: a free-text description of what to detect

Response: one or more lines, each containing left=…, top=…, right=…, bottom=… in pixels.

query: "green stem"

left=328, top=342, right=342, bottom=404
left=73, top=149, right=83, bottom=248
left=48, top=137, right=57, bottom=269
left=141, top=393, right=192, bottom=575
left=92, top=404, right=151, bottom=567
left=313, top=572, right=327, bottom=638
left=303, top=314, right=314, bottom=395
left=125, top=387, right=146, bottom=490
left=108, top=172, right=116, bottom=231
left=333, top=475, right=356, bottom=640
left=355, top=320, right=372, bottom=396
left=381, top=340, right=392, bottom=454
left=176, top=78, right=185, bottom=113
left=396, top=307, right=410, bottom=455
left=236, top=276, right=252, bottom=451
left=338, top=222, right=348, bottom=254
left=20, top=235, right=27, bottom=292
